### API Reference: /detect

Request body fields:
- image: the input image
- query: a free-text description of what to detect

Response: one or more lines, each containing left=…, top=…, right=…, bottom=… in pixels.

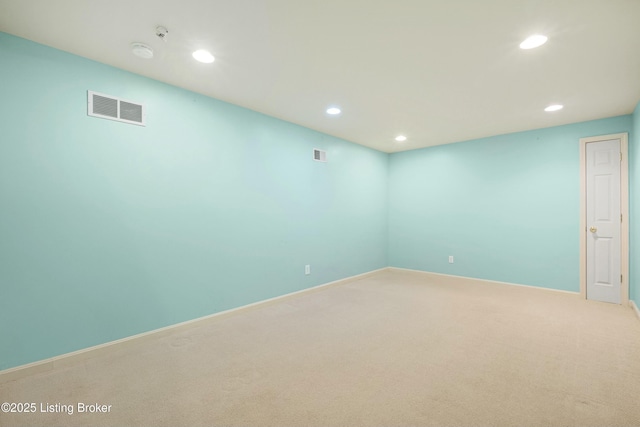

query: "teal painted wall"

left=0, top=32, right=389, bottom=370
left=631, top=101, right=640, bottom=305
left=1, top=30, right=637, bottom=372
left=388, top=116, right=633, bottom=292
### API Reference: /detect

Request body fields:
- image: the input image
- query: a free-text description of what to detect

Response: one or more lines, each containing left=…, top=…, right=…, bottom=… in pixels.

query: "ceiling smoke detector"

left=155, top=26, right=169, bottom=41
left=131, top=43, right=154, bottom=59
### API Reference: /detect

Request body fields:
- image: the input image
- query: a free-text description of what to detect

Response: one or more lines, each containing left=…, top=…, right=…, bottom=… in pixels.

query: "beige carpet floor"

left=2, top=269, right=640, bottom=427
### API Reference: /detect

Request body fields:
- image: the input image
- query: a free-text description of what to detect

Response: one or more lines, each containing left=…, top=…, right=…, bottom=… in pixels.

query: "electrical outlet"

left=305, top=265, right=311, bottom=275
left=448, top=256, right=454, bottom=264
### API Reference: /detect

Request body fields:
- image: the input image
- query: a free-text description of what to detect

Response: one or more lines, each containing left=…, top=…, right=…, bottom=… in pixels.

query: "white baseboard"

left=0, top=268, right=387, bottom=384
left=391, top=268, right=637, bottom=321
left=631, top=300, right=640, bottom=321
left=388, top=267, right=580, bottom=296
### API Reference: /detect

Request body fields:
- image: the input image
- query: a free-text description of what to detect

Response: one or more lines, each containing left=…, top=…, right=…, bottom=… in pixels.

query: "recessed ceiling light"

left=544, top=104, right=563, bottom=112
left=520, top=34, right=548, bottom=50
left=326, top=107, right=341, bottom=115
left=131, top=43, right=154, bottom=59
left=192, top=49, right=215, bottom=63
left=395, top=135, right=407, bottom=142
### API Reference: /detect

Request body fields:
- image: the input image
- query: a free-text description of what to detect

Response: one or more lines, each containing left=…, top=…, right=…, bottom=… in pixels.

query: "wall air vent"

left=88, top=91, right=146, bottom=126
left=313, top=148, right=327, bottom=162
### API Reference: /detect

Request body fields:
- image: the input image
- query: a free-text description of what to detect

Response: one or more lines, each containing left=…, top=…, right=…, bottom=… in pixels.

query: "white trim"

left=388, top=267, right=579, bottom=295
left=631, top=300, right=640, bottom=321
left=579, top=133, right=629, bottom=304
left=0, top=268, right=386, bottom=384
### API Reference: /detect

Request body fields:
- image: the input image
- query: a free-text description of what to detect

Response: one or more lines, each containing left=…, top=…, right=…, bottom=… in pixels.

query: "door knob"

left=589, top=226, right=597, bottom=233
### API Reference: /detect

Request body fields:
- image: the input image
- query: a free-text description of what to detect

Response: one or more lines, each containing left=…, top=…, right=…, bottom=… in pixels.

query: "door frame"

left=579, top=133, right=629, bottom=304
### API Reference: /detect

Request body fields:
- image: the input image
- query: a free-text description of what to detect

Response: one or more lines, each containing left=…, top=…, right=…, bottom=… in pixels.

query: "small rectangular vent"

left=119, top=100, right=143, bottom=123
left=88, top=91, right=145, bottom=126
left=313, top=148, right=327, bottom=162
left=92, top=94, right=118, bottom=118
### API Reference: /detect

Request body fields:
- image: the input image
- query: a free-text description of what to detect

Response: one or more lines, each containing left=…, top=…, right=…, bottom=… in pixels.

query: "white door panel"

left=586, top=139, right=621, bottom=304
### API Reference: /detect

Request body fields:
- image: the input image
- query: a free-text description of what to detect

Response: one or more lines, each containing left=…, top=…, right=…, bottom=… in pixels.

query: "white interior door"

left=585, top=139, right=621, bottom=304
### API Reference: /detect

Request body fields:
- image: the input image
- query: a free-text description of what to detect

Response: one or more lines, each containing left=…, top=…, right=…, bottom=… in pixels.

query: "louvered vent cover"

left=313, top=149, right=327, bottom=162
left=88, top=91, right=146, bottom=126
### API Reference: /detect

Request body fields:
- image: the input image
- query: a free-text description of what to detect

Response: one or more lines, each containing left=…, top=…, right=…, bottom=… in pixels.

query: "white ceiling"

left=1, top=0, right=639, bottom=153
